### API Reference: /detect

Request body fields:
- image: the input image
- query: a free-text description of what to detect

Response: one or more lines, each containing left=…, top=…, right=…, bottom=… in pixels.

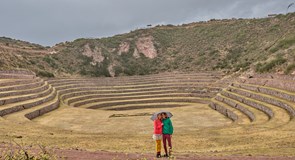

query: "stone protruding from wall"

left=82, top=44, right=104, bottom=65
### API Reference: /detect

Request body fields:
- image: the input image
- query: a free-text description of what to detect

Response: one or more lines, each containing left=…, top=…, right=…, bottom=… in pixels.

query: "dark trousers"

left=162, top=134, right=172, bottom=155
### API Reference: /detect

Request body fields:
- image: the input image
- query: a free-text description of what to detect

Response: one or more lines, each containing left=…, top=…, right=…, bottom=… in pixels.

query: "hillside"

left=1, top=13, right=295, bottom=77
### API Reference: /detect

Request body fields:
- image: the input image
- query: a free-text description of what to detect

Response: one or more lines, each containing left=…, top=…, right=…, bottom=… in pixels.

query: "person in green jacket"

left=161, top=112, right=173, bottom=157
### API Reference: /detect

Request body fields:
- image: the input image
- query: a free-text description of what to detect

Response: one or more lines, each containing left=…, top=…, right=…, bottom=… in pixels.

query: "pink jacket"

left=154, top=119, right=162, bottom=134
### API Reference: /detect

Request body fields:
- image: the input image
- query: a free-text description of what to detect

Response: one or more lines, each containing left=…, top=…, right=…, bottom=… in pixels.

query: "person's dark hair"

left=162, top=112, right=167, bottom=116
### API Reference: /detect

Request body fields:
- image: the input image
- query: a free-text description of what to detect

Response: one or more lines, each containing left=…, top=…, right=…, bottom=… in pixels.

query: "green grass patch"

left=37, top=70, right=55, bottom=78
left=43, top=56, right=58, bottom=69
left=285, top=63, right=295, bottom=74
left=270, top=36, right=295, bottom=53
left=256, top=56, right=287, bottom=73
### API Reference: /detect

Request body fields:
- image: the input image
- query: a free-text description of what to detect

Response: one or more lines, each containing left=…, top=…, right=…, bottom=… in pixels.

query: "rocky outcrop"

left=133, top=48, right=140, bottom=58
left=82, top=44, right=104, bottom=65
left=108, top=64, right=115, bottom=77
left=135, top=36, right=157, bottom=59
left=118, top=42, right=130, bottom=55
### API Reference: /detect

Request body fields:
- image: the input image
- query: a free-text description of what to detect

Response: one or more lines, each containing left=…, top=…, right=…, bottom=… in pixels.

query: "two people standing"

left=153, top=112, right=174, bottom=158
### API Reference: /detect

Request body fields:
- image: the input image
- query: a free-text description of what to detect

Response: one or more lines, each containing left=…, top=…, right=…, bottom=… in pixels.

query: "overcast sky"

left=0, top=0, right=294, bottom=46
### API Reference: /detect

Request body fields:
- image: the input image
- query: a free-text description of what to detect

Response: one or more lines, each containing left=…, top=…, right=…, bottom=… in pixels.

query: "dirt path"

left=53, top=149, right=295, bottom=160
left=1, top=143, right=294, bottom=160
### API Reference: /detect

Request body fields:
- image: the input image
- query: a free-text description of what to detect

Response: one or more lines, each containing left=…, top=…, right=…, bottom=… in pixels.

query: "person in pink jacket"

left=153, top=113, right=163, bottom=158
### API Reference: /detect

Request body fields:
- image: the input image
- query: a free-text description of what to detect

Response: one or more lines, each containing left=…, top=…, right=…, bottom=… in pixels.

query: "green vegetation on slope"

left=255, top=55, right=287, bottom=73
left=0, top=13, right=295, bottom=77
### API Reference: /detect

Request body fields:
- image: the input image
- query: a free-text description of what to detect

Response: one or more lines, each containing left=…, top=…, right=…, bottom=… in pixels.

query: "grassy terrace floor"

left=0, top=105, right=294, bottom=156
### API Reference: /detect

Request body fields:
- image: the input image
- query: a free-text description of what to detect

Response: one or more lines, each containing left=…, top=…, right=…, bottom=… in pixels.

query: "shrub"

left=256, top=56, right=287, bottom=73
left=0, top=59, right=5, bottom=67
left=37, top=70, right=55, bottom=78
left=1, top=142, right=57, bottom=160
left=113, top=66, right=123, bottom=76
left=29, top=60, right=36, bottom=65
left=270, top=36, right=295, bottom=53
left=214, top=61, right=229, bottom=70
left=209, top=50, right=219, bottom=56
left=43, top=56, right=58, bottom=69
left=93, top=59, right=111, bottom=77
left=285, top=63, right=295, bottom=74
left=234, top=61, right=251, bottom=71
left=79, top=67, right=88, bottom=76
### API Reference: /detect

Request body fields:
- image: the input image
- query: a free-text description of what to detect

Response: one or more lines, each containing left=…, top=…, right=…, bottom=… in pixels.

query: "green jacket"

left=162, top=117, right=173, bottom=135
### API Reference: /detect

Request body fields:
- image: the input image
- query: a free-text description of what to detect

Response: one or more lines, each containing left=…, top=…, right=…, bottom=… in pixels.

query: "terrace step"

left=56, top=86, right=217, bottom=97
left=228, top=86, right=295, bottom=118
left=221, top=91, right=274, bottom=119
left=71, top=93, right=194, bottom=107
left=232, top=83, right=295, bottom=104
left=47, top=77, right=220, bottom=86
left=238, top=77, right=295, bottom=93
left=0, top=82, right=49, bottom=98
left=46, top=72, right=223, bottom=83
left=215, top=95, right=255, bottom=122
left=0, top=74, right=36, bottom=79
left=209, top=100, right=239, bottom=122
left=222, top=90, right=290, bottom=124
left=49, top=78, right=222, bottom=86
left=0, top=82, right=50, bottom=106
left=0, top=70, right=35, bottom=75
left=4, top=96, right=59, bottom=121
left=0, top=78, right=40, bottom=87
left=53, top=82, right=210, bottom=91
left=0, top=86, right=56, bottom=117
left=79, top=97, right=210, bottom=109
left=0, top=79, right=44, bottom=92
left=215, top=95, right=269, bottom=123
left=50, top=79, right=217, bottom=87
left=250, top=74, right=295, bottom=81
left=62, top=89, right=184, bottom=103
left=97, top=102, right=201, bottom=111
